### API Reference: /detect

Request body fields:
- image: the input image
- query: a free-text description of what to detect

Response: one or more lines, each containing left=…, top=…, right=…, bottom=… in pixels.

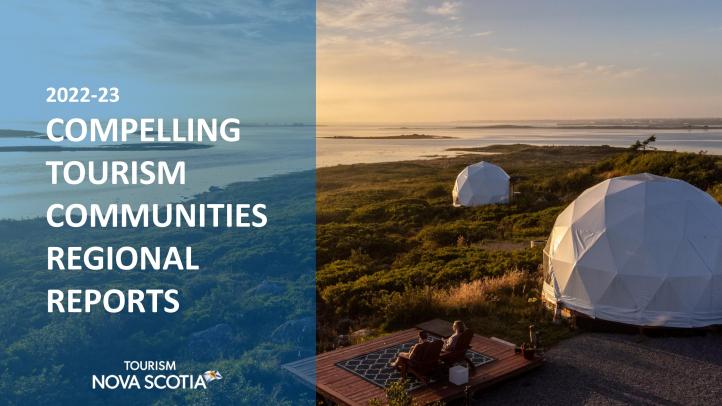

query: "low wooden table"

left=415, top=318, right=454, bottom=338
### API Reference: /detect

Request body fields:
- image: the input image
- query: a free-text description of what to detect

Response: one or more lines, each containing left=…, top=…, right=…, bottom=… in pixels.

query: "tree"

left=629, top=140, right=643, bottom=151
left=629, top=135, right=656, bottom=152
left=641, top=135, right=657, bottom=151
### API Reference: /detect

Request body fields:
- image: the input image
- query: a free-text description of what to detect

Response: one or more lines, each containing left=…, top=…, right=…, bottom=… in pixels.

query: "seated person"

left=389, top=331, right=429, bottom=371
left=443, top=320, right=466, bottom=352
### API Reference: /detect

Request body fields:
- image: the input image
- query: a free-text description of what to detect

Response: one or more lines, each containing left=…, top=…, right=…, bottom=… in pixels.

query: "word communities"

left=47, top=203, right=267, bottom=228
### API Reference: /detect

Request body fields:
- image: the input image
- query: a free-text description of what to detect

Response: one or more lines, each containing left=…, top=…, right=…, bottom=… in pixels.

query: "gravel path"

left=474, top=332, right=722, bottom=406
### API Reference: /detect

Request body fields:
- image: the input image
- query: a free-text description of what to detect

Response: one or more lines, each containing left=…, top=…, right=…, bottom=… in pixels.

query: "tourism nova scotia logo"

left=92, top=361, right=223, bottom=390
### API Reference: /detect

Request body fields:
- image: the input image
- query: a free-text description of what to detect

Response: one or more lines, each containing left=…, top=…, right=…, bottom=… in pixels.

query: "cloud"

left=318, top=0, right=462, bottom=44
left=318, top=32, right=656, bottom=122
left=614, top=67, right=646, bottom=79
left=318, top=0, right=409, bottom=30
left=565, top=61, right=645, bottom=79
left=425, top=1, right=461, bottom=19
left=316, top=0, right=672, bottom=122
left=68, top=0, right=315, bottom=85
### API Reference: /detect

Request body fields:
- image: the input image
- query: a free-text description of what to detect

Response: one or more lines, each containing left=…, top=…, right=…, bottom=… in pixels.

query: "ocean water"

left=2, top=122, right=721, bottom=219
left=0, top=126, right=313, bottom=219
left=317, top=124, right=722, bottom=167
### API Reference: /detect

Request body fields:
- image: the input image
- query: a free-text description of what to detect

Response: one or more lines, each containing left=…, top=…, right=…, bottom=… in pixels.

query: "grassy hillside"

left=316, top=144, right=722, bottom=350
left=0, top=172, right=316, bottom=405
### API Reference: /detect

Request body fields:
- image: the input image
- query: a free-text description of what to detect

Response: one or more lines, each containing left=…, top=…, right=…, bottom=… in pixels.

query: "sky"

left=0, top=0, right=315, bottom=125
left=318, top=0, right=722, bottom=123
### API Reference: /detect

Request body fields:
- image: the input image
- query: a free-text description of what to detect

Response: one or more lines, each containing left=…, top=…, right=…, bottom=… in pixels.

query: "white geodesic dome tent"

left=542, top=173, right=722, bottom=328
left=452, top=161, right=510, bottom=207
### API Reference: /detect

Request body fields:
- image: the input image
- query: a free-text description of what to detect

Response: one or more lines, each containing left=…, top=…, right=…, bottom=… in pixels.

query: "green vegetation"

left=317, top=144, right=722, bottom=350
left=368, top=379, right=444, bottom=406
left=0, top=172, right=315, bottom=405
left=2, top=142, right=721, bottom=404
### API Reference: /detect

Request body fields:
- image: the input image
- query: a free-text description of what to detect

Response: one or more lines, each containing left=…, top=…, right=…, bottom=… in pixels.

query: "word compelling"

left=47, top=117, right=241, bottom=142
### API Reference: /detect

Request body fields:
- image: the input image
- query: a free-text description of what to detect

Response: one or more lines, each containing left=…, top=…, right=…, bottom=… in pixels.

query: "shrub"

left=422, top=184, right=449, bottom=199
left=416, top=221, right=495, bottom=247
left=348, top=204, right=387, bottom=223
left=709, top=183, right=722, bottom=204
left=367, top=379, right=445, bottom=406
left=317, top=223, right=408, bottom=266
left=431, top=269, right=526, bottom=313
left=541, top=167, right=597, bottom=197
left=318, top=258, right=371, bottom=288
left=605, top=151, right=722, bottom=190
left=316, top=208, right=352, bottom=224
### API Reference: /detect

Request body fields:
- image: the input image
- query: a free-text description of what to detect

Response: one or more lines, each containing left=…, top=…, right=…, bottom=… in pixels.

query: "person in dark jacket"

left=389, top=330, right=429, bottom=368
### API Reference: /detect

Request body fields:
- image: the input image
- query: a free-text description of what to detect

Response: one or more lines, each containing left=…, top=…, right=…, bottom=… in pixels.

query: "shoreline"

left=321, top=133, right=454, bottom=140
left=0, top=166, right=315, bottom=223
left=2, top=144, right=719, bottom=221
left=317, top=142, right=720, bottom=168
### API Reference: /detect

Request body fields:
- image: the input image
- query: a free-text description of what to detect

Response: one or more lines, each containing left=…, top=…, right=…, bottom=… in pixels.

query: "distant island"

left=445, top=144, right=620, bottom=154
left=323, top=133, right=455, bottom=140
left=454, top=125, right=536, bottom=129
left=0, top=129, right=44, bottom=138
left=454, top=124, right=722, bottom=130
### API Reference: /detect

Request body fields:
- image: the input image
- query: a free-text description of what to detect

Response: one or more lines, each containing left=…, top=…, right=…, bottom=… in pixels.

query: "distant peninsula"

left=323, top=133, right=455, bottom=140
left=0, top=129, right=44, bottom=138
left=454, top=124, right=722, bottom=130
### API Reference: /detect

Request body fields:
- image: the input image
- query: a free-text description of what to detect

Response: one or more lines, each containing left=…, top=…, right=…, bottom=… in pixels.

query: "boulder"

left=188, top=323, right=233, bottom=360
left=350, top=328, right=374, bottom=340
left=271, top=317, right=314, bottom=345
left=246, top=280, right=285, bottom=296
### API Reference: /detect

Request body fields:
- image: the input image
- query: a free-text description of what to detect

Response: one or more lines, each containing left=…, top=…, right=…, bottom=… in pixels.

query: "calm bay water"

left=317, top=124, right=722, bottom=167
left=1, top=122, right=721, bottom=219
left=0, top=125, right=313, bottom=219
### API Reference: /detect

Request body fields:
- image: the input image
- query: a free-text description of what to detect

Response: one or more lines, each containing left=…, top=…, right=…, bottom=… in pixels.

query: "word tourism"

left=47, top=160, right=185, bottom=185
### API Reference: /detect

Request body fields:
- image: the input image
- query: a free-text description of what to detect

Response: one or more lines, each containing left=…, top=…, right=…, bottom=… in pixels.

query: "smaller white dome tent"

left=543, top=173, right=722, bottom=328
left=452, top=162, right=510, bottom=207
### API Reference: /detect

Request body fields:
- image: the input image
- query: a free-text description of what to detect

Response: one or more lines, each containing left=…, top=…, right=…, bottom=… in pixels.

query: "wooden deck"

left=283, top=328, right=543, bottom=405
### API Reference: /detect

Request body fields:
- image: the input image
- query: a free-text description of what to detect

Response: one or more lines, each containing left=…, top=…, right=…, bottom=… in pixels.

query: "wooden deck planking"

left=315, top=329, right=418, bottom=405
left=285, top=328, right=542, bottom=405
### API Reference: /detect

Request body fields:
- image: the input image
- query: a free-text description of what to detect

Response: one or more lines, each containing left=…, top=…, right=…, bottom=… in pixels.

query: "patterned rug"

left=335, top=338, right=495, bottom=391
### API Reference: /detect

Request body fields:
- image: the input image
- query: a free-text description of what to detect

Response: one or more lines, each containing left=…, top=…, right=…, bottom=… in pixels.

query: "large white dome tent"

left=452, top=161, right=510, bottom=207
left=542, top=173, right=722, bottom=328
